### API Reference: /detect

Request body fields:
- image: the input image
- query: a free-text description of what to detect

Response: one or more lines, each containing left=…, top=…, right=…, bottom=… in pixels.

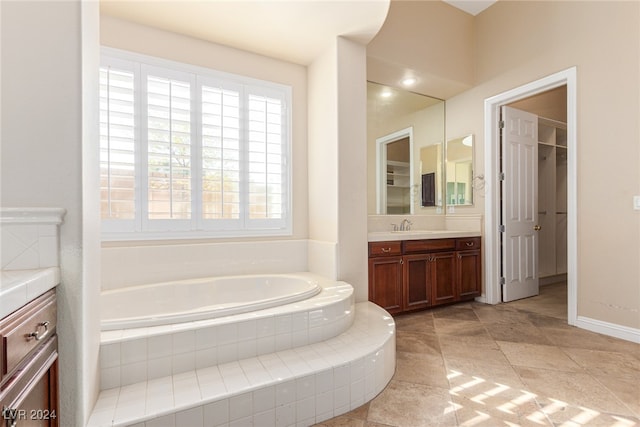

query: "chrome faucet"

left=400, top=218, right=412, bottom=231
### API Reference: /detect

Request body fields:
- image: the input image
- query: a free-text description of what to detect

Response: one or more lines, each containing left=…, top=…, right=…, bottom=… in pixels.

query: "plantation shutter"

left=99, top=62, right=137, bottom=230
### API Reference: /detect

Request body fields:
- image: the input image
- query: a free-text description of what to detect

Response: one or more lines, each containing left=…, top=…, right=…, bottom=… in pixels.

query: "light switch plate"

left=634, top=195, right=640, bottom=211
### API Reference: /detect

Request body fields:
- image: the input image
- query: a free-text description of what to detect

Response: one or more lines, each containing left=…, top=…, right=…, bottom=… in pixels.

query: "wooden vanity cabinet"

left=456, top=237, right=482, bottom=300
left=368, top=242, right=403, bottom=315
left=1, top=290, right=58, bottom=427
left=368, top=237, right=481, bottom=314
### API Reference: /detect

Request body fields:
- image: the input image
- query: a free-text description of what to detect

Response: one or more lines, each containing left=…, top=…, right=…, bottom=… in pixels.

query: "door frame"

left=483, top=67, right=577, bottom=326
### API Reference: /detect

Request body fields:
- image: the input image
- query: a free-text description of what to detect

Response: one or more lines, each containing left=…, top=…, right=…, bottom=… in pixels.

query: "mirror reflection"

left=376, top=127, right=413, bottom=214
left=445, top=134, right=474, bottom=206
left=367, top=82, right=445, bottom=215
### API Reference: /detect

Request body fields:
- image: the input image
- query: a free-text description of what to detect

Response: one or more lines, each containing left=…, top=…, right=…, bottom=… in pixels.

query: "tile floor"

left=315, top=283, right=640, bottom=427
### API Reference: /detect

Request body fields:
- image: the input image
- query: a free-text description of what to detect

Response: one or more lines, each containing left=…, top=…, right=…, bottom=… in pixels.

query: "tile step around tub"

left=87, top=302, right=396, bottom=427
left=99, top=277, right=355, bottom=391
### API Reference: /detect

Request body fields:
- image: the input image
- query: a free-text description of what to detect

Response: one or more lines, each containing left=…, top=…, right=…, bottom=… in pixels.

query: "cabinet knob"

left=534, top=225, right=542, bottom=231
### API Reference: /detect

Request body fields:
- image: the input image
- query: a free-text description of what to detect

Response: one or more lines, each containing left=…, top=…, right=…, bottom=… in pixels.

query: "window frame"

left=100, top=47, right=292, bottom=241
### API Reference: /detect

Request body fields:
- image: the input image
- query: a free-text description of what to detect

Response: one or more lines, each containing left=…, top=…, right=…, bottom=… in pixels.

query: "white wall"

left=307, top=38, right=369, bottom=301
left=336, top=38, right=369, bottom=302
left=1, top=1, right=101, bottom=424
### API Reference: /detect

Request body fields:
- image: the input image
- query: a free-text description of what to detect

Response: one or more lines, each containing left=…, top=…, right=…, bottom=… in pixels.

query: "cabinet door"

left=8, top=360, right=58, bottom=427
left=368, top=257, right=403, bottom=315
left=457, top=249, right=482, bottom=300
left=1, top=338, right=58, bottom=427
left=431, top=252, right=456, bottom=306
left=403, top=254, right=431, bottom=311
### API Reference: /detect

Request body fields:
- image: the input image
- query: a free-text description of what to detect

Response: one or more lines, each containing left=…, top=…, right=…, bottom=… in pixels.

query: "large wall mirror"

left=445, top=134, right=474, bottom=206
left=367, top=82, right=445, bottom=215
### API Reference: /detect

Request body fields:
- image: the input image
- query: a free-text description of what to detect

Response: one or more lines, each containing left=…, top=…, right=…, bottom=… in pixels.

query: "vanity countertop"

left=0, top=267, right=60, bottom=318
left=368, top=230, right=481, bottom=242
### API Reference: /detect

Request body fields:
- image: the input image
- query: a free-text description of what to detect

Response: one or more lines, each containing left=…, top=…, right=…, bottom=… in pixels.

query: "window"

left=100, top=49, right=291, bottom=240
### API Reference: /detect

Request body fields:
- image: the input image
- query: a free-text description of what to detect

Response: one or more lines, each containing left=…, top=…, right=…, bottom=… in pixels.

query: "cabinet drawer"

left=456, top=237, right=481, bottom=250
left=1, top=290, right=57, bottom=379
left=403, top=238, right=455, bottom=254
left=369, top=241, right=402, bottom=257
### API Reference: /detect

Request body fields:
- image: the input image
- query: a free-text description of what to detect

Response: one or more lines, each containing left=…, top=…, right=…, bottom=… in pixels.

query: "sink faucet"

left=400, top=218, right=412, bottom=231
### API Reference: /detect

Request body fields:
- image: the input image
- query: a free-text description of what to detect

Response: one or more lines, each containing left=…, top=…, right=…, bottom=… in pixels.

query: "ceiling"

left=100, top=0, right=390, bottom=65
left=100, top=0, right=499, bottom=99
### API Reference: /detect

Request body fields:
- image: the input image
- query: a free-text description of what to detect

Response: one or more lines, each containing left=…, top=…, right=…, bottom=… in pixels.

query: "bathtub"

left=100, top=273, right=322, bottom=331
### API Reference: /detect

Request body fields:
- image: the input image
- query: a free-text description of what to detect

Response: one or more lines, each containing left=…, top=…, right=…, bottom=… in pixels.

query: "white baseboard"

left=574, top=316, right=640, bottom=344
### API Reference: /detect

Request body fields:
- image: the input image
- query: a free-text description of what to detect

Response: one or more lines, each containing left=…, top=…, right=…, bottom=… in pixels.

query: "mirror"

left=367, top=82, right=445, bottom=215
left=445, top=134, right=474, bottom=206
left=376, top=127, right=413, bottom=214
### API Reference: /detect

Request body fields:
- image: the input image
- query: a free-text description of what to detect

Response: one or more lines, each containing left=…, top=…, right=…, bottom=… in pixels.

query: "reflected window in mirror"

left=445, top=134, right=474, bottom=206
left=367, top=81, right=445, bottom=215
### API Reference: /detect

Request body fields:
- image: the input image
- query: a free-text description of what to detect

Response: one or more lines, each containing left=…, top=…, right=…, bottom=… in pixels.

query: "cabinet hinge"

left=498, top=224, right=505, bottom=233
left=500, top=277, right=506, bottom=285
left=499, top=172, right=505, bottom=181
left=499, top=120, right=505, bottom=129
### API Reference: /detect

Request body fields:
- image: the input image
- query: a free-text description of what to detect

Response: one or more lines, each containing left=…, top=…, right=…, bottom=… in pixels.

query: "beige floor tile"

left=367, top=380, right=457, bottom=427
left=318, top=283, right=639, bottom=427
left=592, top=374, right=640, bottom=418
left=525, top=312, right=571, bottom=329
left=540, top=325, right=631, bottom=353
left=394, top=311, right=436, bottom=334
left=439, top=334, right=510, bottom=366
left=562, top=347, right=640, bottom=380
left=451, top=394, right=552, bottom=427
left=484, top=321, right=554, bottom=346
left=445, top=355, right=527, bottom=391
left=497, top=341, right=583, bottom=372
left=395, top=330, right=441, bottom=356
left=314, top=417, right=366, bottom=427
left=394, top=351, right=449, bottom=388
left=536, top=401, right=640, bottom=426
left=433, top=317, right=492, bottom=338
left=514, top=366, right=636, bottom=417
left=432, top=305, right=479, bottom=322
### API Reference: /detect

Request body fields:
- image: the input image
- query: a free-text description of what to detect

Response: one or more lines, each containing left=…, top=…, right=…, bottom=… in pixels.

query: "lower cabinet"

left=1, top=290, right=59, bottom=427
left=368, top=237, right=481, bottom=314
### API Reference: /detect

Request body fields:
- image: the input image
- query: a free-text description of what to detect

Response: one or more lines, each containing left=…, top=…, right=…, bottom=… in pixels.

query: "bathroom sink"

left=391, top=230, right=434, bottom=234
left=368, top=229, right=480, bottom=242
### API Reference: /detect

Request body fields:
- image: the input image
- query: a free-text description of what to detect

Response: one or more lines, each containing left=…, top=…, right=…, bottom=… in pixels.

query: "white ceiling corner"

left=442, top=0, right=497, bottom=16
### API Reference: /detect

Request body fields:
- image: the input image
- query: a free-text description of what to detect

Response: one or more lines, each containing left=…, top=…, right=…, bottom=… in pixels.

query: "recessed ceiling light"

left=380, top=90, right=392, bottom=98
left=401, top=77, right=417, bottom=87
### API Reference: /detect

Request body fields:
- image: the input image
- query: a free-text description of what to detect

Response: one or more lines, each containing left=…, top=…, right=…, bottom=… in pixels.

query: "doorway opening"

left=483, top=67, right=577, bottom=326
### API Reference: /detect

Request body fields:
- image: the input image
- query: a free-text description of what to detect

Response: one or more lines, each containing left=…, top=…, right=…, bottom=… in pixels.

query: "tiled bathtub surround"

left=89, top=302, right=396, bottom=427
left=99, top=276, right=355, bottom=390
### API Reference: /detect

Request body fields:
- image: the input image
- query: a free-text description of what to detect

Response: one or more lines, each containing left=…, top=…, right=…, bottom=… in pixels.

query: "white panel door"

left=501, top=106, right=539, bottom=302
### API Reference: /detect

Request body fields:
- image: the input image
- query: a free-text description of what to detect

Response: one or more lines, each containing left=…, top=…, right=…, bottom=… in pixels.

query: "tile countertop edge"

left=0, top=267, right=60, bottom=318
left=367, top=230, right=481, bottom=242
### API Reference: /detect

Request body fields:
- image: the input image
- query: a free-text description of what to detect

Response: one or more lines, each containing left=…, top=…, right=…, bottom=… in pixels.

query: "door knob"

left=534, top=225, right=541, bottom=231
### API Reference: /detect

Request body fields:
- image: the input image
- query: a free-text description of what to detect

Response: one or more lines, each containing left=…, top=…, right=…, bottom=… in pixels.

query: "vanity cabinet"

left=456, top=237, right=482, bottom=300
left=1, top=290, right=58, bottom=427
left=368, top=237, right=481, bottom=315
left=368, top=242, right=404, bottom=315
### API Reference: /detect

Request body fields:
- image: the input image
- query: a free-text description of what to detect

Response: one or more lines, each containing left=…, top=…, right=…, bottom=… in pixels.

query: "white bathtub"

left=100, top=273, right=322, bottom=331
